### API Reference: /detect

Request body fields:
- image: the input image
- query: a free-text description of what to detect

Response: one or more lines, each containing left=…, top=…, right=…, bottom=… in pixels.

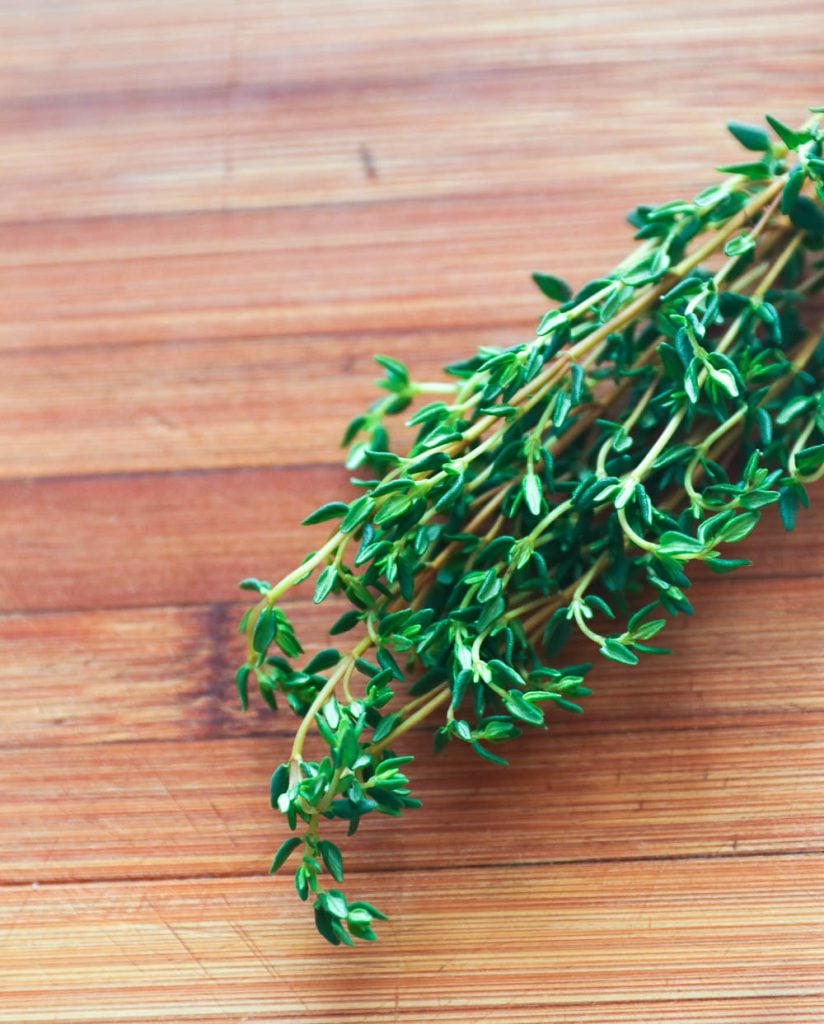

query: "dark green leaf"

left=789, top=196, right=824, bottom=234
left=726, top=121, right=770, bottom=152
left=471, top=741, right=509, bottom=766
left=329, top=609, right=362, bottom=635
left=531, top=271, right=572, bottom=302
left=236, top=665, right=250, bottom=712
left=705, top=556, right=752, bottom=574
left=318, top=840, right=345, bottom=883
left=314, top=906, right=342, bottom=945
left=778, top=487, right=799, bottom=531
left=269, top=836, right=302, bottom=873
left=451, top=669, right=472, bottom=711
left=252, top=607, right=277, bottom=654
left=795, top=444, right=824, bottom=477
left=270, top=764, right=290, bottom=808
left=305, top=648, right=341, bottom=674
left=488, top=659, right=527, bottom=689
left=781, top=166, right=806, bottom=215
left=302, top=502, right=350, bottom=526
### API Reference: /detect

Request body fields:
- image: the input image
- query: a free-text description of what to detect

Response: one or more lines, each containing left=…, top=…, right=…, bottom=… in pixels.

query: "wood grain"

left=0, top=2, right=822, bottom=1021
left=1, top=859, right=822, bottom=1023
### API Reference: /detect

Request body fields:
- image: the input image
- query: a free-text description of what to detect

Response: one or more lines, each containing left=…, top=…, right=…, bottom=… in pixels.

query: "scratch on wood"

left=359, top=142, right=379, bottom=179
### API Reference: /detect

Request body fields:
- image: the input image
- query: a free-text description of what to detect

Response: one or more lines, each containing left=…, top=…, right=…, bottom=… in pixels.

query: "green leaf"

left=477, top=569, right=502, bottom=603
left=269, top=836, right=302, bottom=874
left=614, top=478, right=636, bottom=510
left=257, top=676, right=277, bottom=712
left=452, top=719, right=472, bottom=742
left=340, top=495, right=375, bottom=534
left=329, top=609, right=362, bottom=635
left=302, top=502, right=350, bottom=526
left=536, top=310, right=568, bottom=336
left=252, top=607, right=277, bottom=654
left=305, top=648, right=341, bottom=674
left=721, top=512, right=760, bottom=543
left=374, top=354, right=409, bottom=387
left=531, top=271, right=572, bottom=302
left=781, top=166, right=806, bottom=215
left=684, top=359, right=700, bottom=404
left=322, top=890, right=349, bottom=920
left=450, top=669, right=472, bottom=710
left=634, top=482, right=653, bottom=525
left=765, top=114, right=809, bottom=151
left=522, top=472, right=543, bottom=516
left=755, top=407, right=773, bottom=446
left=795, top=444, right=824, bottom=477
left=239, top=577, right=270, bottom=593
left=789, top=196, right=824, bottom=234
left=628, top=601, right=661, bottom=632
left=504, top=689, right=545, bottom=727
left=346, top=907, right=375, bottom=929
left=707, top=365, right=738, bottom=398
left=631, top=642, right=671, bottom=656
left=632, top=619, right=666, bottom=641
left=526, top=691, right=584, bottom=714
left=705, top=556, right=752, bottom=574
left=776, top=395, right=814, bottom=425
left=554, top=391, right=572, bottom=428
left=318, top=840, right=345, bottom=883
left=585, top=594, right=615, bottom=620
left=374, top=493, right=414, bottom=525
left=488, top=659, right=527, bottom=690
left=723, top=233, right=755, bottom=257
left=314, top=906, right=342, bottom=945
left=330, top=919, right=354, bottom=946
left=348, top=899, right=389, bottom=922
left=313, top=565, right=338, bottom=604
left=657, top=530, right=705, bottom=557
left=270, top=764, right=290, bottom=807
left=738, top=489, right=779, bottom=511
left=236, top=666, right=250, bottom=712
left=693, top=184, right=729, bottom=208
left=726, top=121, right=771, bottom=152
left=600, top=638, right=639, bottom=666
left=778, top=486, right=799, bottom=531
left=471, top=741, right=509, bottom=766
left=434, top=476, right=464, bottom=513
left=716, top=161, right=771, bottom=180
left=371, top=713, right=401, bottom=745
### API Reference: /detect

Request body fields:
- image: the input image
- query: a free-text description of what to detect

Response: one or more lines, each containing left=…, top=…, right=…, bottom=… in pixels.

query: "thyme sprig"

left=236, top=111, right=824, bottom=946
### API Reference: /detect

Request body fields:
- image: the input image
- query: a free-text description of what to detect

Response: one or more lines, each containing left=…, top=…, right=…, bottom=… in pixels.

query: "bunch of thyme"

left=236, top=111, right=824, bottom=946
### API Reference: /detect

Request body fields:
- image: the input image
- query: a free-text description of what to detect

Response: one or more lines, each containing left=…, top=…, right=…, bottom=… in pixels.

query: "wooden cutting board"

left=0, top=3, right=821, bottom=1021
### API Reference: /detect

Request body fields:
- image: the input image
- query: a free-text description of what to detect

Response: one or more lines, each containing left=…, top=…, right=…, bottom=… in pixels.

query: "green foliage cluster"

left=236, top=111, right=824, bottom=945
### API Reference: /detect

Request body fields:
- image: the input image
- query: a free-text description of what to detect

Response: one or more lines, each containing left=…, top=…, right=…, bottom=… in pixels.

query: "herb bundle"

left=236, top=111, right=824, bottom=946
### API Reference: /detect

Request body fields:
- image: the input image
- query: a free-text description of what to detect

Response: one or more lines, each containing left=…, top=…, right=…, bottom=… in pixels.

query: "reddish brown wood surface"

left=0, top=3, right=821, bottom=1022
